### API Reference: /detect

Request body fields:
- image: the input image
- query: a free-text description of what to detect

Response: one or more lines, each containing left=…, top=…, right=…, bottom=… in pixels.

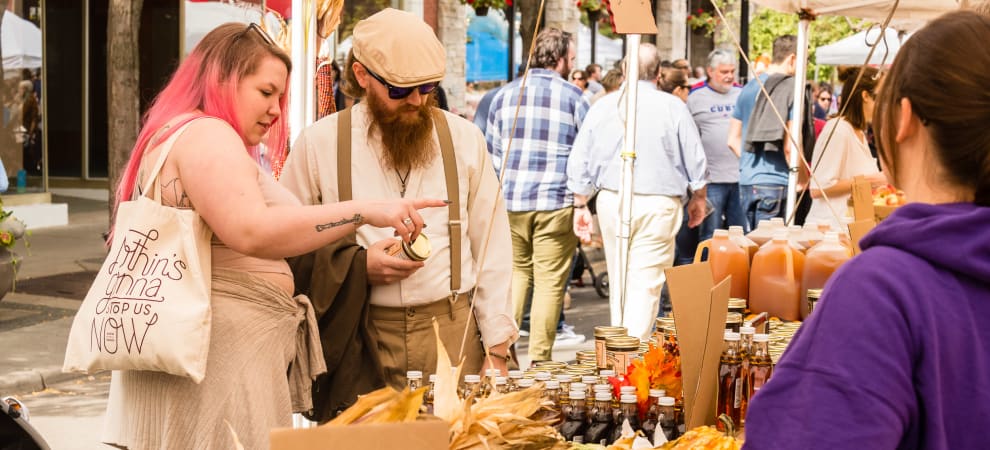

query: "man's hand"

left=366, top=238, right=424, bottom=285
left=686, top=189, right=708, bottom=229
left=573, top=207, right=594, bottom=244
left=480, top=341, right=511, bottom=376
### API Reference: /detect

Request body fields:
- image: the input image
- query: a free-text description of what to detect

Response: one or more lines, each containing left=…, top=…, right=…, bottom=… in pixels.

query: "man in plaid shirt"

left=485, top=28, right=589, bottom=364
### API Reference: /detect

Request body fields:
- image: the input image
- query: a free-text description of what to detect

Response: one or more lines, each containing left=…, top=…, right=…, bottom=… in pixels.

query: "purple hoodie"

left=743, top=203, right=990, bottom=449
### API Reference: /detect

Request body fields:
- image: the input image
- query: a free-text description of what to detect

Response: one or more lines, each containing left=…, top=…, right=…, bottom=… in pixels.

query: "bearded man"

left=281, top=9, right=517, bottom=390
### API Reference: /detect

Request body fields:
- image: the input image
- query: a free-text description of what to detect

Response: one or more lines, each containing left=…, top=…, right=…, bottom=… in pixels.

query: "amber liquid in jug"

left=695, top=229, right=750, bottom=300
left=800, top=231, right=852, bottom=318
left=749, top=230, right=805, bottom=321
left=729, top=225, right=759, bottom=263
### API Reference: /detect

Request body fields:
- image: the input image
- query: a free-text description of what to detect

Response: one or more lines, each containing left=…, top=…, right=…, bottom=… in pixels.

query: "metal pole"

left=507, top=4, right=515, bottom=80
left=739, top=0, right=749, bottom=83
left=289, top=0, right=305, bottom=146
left=591, top=16, right=597, bottom=64
left=615, top=34, right=640, bottom=325
left=785, top=17, right=810, bottom=222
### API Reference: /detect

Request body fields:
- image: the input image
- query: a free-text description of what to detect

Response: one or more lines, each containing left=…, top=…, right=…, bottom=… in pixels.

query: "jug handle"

left=694, top=239, right=712, bottom=263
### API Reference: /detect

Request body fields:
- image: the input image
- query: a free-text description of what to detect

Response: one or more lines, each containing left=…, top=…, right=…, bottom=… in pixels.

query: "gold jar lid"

left=534, top=361, right=567, bottom=369
left=807, top=289, right=823, bottom=300
left=725, top=312, right=743, bottom=324
left=655, top=317, right=676, bottom=329
left=575, top=350, right=597, bottom=362
left=728, top=298, right=748, bottom=310
left=594, top=326, right=628, bottom=338
left=401, top=234, right=431, bottom=261
left=605, top=336, right=640, bottom=351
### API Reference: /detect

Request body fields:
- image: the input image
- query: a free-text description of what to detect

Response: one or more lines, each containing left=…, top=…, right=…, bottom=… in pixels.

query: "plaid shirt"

left=485, top=69, right=589, bottom=212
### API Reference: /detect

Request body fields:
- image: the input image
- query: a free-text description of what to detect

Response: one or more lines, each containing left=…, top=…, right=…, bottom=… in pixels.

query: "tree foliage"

left=747, top=8, right=868, bottom=80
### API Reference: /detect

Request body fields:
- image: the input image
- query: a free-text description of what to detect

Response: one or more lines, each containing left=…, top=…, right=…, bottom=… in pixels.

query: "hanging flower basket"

left=463, top=0, right=509, bottom=15
left=474, top=6, right=489, bottom=16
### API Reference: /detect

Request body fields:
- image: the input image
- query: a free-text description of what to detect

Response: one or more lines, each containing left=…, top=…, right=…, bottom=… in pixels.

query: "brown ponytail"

left=873, top=11, right=990, bottom=206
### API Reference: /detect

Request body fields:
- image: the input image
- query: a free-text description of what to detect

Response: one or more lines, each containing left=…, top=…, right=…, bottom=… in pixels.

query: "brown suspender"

left=336, top=108, right=461, bottom=295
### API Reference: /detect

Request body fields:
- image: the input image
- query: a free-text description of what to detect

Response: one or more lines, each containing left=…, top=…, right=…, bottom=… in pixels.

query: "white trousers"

left=596, top=190, right=683, bottom=341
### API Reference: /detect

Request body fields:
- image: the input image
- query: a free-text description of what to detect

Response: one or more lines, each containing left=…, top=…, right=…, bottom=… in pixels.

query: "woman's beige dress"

left=102, top=170, right=325, bottom=450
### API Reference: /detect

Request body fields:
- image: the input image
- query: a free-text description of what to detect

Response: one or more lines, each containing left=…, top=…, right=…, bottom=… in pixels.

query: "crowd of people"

left=88, top=5, right=990, bottom=448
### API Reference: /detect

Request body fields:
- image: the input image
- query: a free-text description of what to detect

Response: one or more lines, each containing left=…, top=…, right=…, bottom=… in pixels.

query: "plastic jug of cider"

left=801, top=221, right=825, bottom=248
left=746, top=220, right=774, bottom=246
left=695, top=230, right=750, bottom=300
left=800, top=232, right=852, bottom=318
left=728, top=226, right=759, bottom=263
left=749, top=230, right=805, bottom=321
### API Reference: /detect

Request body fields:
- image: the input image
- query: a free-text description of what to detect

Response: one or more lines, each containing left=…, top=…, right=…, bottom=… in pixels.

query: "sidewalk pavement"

left=0, top=193, right=109, bottom=395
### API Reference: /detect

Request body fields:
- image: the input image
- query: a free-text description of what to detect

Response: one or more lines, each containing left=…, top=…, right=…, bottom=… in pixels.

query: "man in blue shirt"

left=486, top=28, right=589, bottom=363
left=728, top=35, right=798, bottom=230
left=567, top=43, right=708, bottom=340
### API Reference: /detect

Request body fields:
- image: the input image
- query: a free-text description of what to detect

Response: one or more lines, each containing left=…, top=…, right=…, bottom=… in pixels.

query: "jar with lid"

left=594, top=326, right=628, bottom=370
left=386, top=233, right=431, bottom=261
left=605, top=336, right=640, bottom=376
left=806, top=288, right=822, bottom=316
left=728, top=298, right=748, bottom=316
left=406, top=370, right=423, bottom=391
left=658, top=396, right=679, bottom=441
left=725, top=312, right=743, bottom=333
left=507, top=370, right=524, bottom=391
left=611, top=394, right=641, bottom=444
left=461, top=374, right=481, bottom=400
left=424, top=374, right=437, bottom=414
left=641, top=389, right=663, bottom=443
left=493, top=376, right=509, bottom=395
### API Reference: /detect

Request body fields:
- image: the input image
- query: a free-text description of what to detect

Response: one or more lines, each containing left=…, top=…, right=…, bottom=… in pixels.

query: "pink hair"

left=114, top=23, right=291, bottom=214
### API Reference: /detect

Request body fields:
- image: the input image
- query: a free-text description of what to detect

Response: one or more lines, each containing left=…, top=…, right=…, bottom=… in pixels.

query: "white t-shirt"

left=807, top=118, right=880, bottom=229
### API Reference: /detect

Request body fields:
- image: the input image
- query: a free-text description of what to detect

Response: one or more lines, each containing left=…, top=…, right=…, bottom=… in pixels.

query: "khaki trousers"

left=596, top=190, right=682, bottom=341
left=370, top=292, right=484, bottom=389
left=508, top=207, right=578, bottom=362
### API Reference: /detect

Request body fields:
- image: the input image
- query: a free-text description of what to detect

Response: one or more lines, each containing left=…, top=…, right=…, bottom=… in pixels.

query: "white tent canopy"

left=815, top=27, right=903, bottom=66
left=2, top=12, right=42, bottom=72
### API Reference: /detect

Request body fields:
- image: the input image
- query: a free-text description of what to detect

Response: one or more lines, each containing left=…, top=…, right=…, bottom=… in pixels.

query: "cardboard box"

left=270, top=420, right=449, bottom=450
left=664, top=263, right=731, bottom=429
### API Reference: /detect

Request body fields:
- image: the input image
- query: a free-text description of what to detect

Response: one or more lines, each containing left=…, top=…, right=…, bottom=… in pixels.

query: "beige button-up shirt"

left=280, top=104, right=518, bottom=348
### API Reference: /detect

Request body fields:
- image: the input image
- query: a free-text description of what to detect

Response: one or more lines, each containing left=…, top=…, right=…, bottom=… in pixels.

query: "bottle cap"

left=570, top=382, right=587, bottom=391
left=494, top=376, right=507, bottom=385
left=545, top=380, right=560, bottom=389
left=649, top=389, right=665, bottom=398
left=714, top=229, right=729, bottom=238
left=555, top=374, right=573, bottom=383
left=595, top=392, right=612, bottom=401
left=724, top=331, right=741, bottom=341
left=570, top=390, right=586, bottom=400
left=534, top=372, right=552, bottom=381
left=429, top=374, right=437, bottom=382
left=659, top=396, right=676, bottom=406
left=507, top=370, right=524, bottom=379
left=753, top=333, right=770, bottom=342
left=728, top=225, right=744, bottom=235
left=739, top=326, right=756, bottom=335
left=593, top=384, right=611, bottom=392
left=619, top=386, right=636, bottom=395
left=772, top=229, right=789, bottom=241
left=824, top=231, right=840, bottom=243
left=407, top=370, right=423, bottom=379
left=582, top=376, right=599, bottom=385
left=620, top=394, right=637, bottom=403
left=485, top=369, right=502, bottom=377
left=516, top=378, right=535, bottom=388
left=599, top=369, right=616, bottom=378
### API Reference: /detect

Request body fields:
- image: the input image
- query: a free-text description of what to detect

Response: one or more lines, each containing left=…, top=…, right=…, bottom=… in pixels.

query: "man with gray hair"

left=486, top=28, right=589, bottom=363
left=675, top=49, right=744, bottom=264
left=568, top=43, right=708, bottom=340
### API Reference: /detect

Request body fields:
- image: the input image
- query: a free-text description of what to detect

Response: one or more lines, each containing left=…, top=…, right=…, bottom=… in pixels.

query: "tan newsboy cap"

left=353, top=8, right=446, bottom=88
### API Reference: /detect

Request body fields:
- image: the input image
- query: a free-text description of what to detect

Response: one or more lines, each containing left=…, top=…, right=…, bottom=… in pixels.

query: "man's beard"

left=366, top=88, right=436, bottom=172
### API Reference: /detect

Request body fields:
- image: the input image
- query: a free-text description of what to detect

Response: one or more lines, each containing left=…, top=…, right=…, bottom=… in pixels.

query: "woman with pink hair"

left=101, top=23, right=443, bottom=449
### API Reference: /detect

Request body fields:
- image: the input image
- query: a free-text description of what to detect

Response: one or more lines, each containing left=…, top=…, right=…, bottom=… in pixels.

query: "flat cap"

left=352, top=8, right=446, bottom=87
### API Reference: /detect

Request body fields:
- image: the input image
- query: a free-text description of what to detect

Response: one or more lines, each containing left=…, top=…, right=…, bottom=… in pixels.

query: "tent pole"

left=616, top=34, right=640, bottom=326
left=785, top=15, right=810, bottom=223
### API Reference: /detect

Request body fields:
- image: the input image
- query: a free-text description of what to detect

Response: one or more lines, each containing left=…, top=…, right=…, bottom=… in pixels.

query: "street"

left=7, top=282, right=609, bottom=448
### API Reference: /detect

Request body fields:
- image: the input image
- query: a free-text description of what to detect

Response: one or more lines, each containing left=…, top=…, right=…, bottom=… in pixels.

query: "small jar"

left=728, top=298, right=748, bottom=316
left=387, top=234, right=431, bottom=261
left=575, top=350, right=598, bottom=365
left=605, top=336, right=640, bottom=376
left=594, top=326, right=628, bottom=370
left=725, top=312, right=743, bottom=333
left=807, top=289, right=822, bottom=316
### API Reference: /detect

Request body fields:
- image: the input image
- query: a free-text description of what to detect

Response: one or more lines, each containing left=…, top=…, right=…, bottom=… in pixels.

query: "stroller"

left=574, top=244, right=608, bottom=299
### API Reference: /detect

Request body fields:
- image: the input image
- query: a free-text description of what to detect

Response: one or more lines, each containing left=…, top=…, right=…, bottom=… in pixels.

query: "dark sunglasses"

left=819, top=96, right=832, bottom=102
left=240, top=22, right=277, bottom=47
left=363, top=64, right=439, bottom=100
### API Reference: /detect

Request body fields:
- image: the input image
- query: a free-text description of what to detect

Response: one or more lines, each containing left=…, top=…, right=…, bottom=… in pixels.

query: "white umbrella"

left=2, top=12, right=42, bottom=72
left=815, top=28, right=903, bottom=66
left=751, top=0, right=962, bottom=221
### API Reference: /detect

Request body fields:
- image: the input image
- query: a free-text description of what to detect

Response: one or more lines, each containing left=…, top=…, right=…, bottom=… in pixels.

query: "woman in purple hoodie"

left=743, top=11, right=990, bottom=449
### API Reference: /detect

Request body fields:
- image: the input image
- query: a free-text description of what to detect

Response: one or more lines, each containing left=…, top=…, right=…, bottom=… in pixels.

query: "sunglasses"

left=240, top=22, right=277, bottom=47
left=363, top=64, right=439, bottom=100
left=819, top=96, right=832, bottom=102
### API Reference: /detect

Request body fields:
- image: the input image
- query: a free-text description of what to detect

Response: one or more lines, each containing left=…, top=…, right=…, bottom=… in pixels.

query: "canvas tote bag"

left=63, top=119, right=213, bottom=382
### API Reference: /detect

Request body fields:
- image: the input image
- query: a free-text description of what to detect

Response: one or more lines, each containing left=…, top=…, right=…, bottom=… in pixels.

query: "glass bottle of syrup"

left=641, top=389, right=663, bottom=443
left=610, top=394, right=641, bottom=444
left=747, top=333, right=774, bottom=403
left=658, top=396, right=679, bottom=441
left=461, top=374, right=481, bottom=401
left=559, top=390, right=589, bottom=441
left=424, top=374, right=437, bottom=415
left=584, top=392, right=616, bottom=445
left=716, top=331, right=744, bottom=431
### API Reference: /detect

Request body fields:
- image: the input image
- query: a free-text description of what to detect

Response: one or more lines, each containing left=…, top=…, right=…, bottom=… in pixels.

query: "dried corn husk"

left=327, top=386, right=426, bottom=426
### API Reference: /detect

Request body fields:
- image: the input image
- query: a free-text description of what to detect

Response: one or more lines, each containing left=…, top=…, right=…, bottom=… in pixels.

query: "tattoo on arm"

left=316, top=214, right=363, bottom=232
left=161, top=178, right=192, bottom=208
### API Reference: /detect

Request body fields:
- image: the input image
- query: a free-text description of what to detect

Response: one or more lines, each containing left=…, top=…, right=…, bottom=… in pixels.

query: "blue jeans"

left=698, top=183, right=746, bottom=243
left=740, top=184, right=787, bottom=231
